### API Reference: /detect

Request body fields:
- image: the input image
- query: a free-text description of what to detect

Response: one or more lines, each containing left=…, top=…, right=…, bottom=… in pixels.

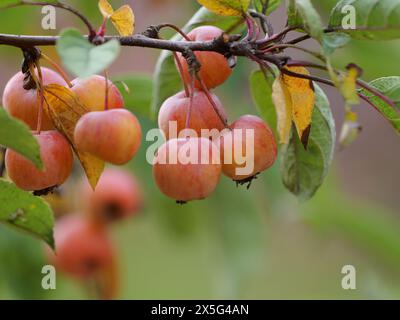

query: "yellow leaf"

left=272, top=79, right=293, bottom=144
left=42, top=84, right=105, bottom=189
left=98, top=0, right=114, bottom=18
left=197, top=0, right=250, bottom=16
left=281, top=66, right=315, bottom=148
left=111, top=5, right=135, bottom=36
left=339, top=110, right=362, bottom=148
left=339, top=64, right=362, bottom=105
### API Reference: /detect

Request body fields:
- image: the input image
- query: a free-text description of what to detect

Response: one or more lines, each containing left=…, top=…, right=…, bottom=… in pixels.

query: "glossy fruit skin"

left=71, top=75, right=124, bottom=111
left=5, top=131, right=73, bottom=191
left=79, top=168, right=143, bottom=223
left=153, top=137, right=222, bottom=202
left=217, top=115, right=277, bottom=181
left=74, top=109, right=142, bottom=165
left=158, top=90, right=227, bottom=140
left=46, top=215, right=118, bottom=299
left=176, top=26, right=233, bottom=89
left=2, top=67, right=66, bottom=130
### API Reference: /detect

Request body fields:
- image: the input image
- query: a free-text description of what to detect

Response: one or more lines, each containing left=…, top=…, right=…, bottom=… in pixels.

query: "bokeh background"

left=0, top=0, right=399, bottom=299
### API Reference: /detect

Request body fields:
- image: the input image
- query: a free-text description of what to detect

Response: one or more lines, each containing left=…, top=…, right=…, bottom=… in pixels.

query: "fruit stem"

left=196, top=75, right=228, bottom=128
left=249, top=52, right=276, bottom=77
left=98, top=17, right=108, bottom=38
left=263, top=44, right=326, bottom=62
left=185, top=73, right=196, bottom=130
left=256, top=26, right=297, bottom=47
left=249, top=10, right=273, bottom=37
left=158, top=24, right=191, bottom=41
left=243, top=14, right=256, bottom=41
left=173, top=52, right=190, bottom=97
left=104, top=69, right=109, bottom=111
left=34, top=62, right=44, bottom=134
left=157, top=24, right=191, bottom=97
left=40, top=53, right=73, bottom=88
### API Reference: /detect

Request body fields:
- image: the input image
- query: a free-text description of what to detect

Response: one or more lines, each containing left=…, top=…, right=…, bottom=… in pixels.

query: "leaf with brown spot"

left=281, top=66, right=315, bottom=148
left=42, top=84, right=105, bottom=189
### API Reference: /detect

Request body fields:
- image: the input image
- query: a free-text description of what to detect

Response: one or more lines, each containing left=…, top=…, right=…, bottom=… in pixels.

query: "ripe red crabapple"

left=176, top=26, right=234, bottom=89
left=74, top=109, right=142, bottom=165
left=158, top=89, right=227, bottom=140
left=153, top=137, right=222, bottom=202
left=217, top=115, right=277, bottom=181
left=71, top=75, right=124, bottom=111
left=3, top=67, right=66, bottom=130
left=5, top=130, right=73, bottom=191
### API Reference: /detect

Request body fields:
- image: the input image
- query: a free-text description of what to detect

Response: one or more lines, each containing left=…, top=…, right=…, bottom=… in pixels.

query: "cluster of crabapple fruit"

left=2, top=64, right=144, bottom=298
left=154, top=26, right=278, bottom=203
left=46, top=168, right=143, bottom=299
left=3, top=67, right=142, bottom=192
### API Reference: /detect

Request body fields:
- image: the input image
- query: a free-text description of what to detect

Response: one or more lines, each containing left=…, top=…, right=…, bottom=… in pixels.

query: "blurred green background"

left=0, top=0, right=400, bottom=299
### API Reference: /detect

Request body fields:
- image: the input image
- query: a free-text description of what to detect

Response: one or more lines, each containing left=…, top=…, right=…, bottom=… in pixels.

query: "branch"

left=286, top=60, right=400, bottom=113
left=0, top=33, right=255, bottom=57
left=280, top=67, right=396, bottom=127
left=357, top=79, right=399, bottom=111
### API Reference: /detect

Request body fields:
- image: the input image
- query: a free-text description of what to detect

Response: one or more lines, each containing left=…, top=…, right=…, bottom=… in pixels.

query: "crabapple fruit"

left=5, top=130, right=73, bottom=191
left=74, top=109, right=142, bottom=165
left=71, top=75, right=124, bottom=111
left=2, top=67, right=66, bottom=130
left=153, top=137, right=222, bottom=202
left=217, top=115, right=277, bottom=181
left=176, top=26, right=234, bottom=89
left=79, top=168, right=143, bottom=223
left=158, top=90, right=227, bottom=140
left=46, top=214, right=118, bottom=299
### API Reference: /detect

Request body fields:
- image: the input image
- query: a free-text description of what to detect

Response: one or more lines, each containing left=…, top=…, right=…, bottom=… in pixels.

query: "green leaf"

left=329, top=0, right=400, bottom=40
left=56, top=28, right=120, bottom=78
left=151, top=7, right=243, bottom=117
left=281, top=84, right=336, bottom=200
left=0, top=179, right=54, bottom=248
left=359, top=77, right=400, bottom=132
left=322, top=32, right=351, bottom=56
left=113, top=74, right=153, bottom=119
left=253, top=0, right=283, bottom=14
left=287, top=0, right=324, bottom=40
left=249, top=70, right=277, bottom=137
left=0, top=107, right=42, bottom=169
